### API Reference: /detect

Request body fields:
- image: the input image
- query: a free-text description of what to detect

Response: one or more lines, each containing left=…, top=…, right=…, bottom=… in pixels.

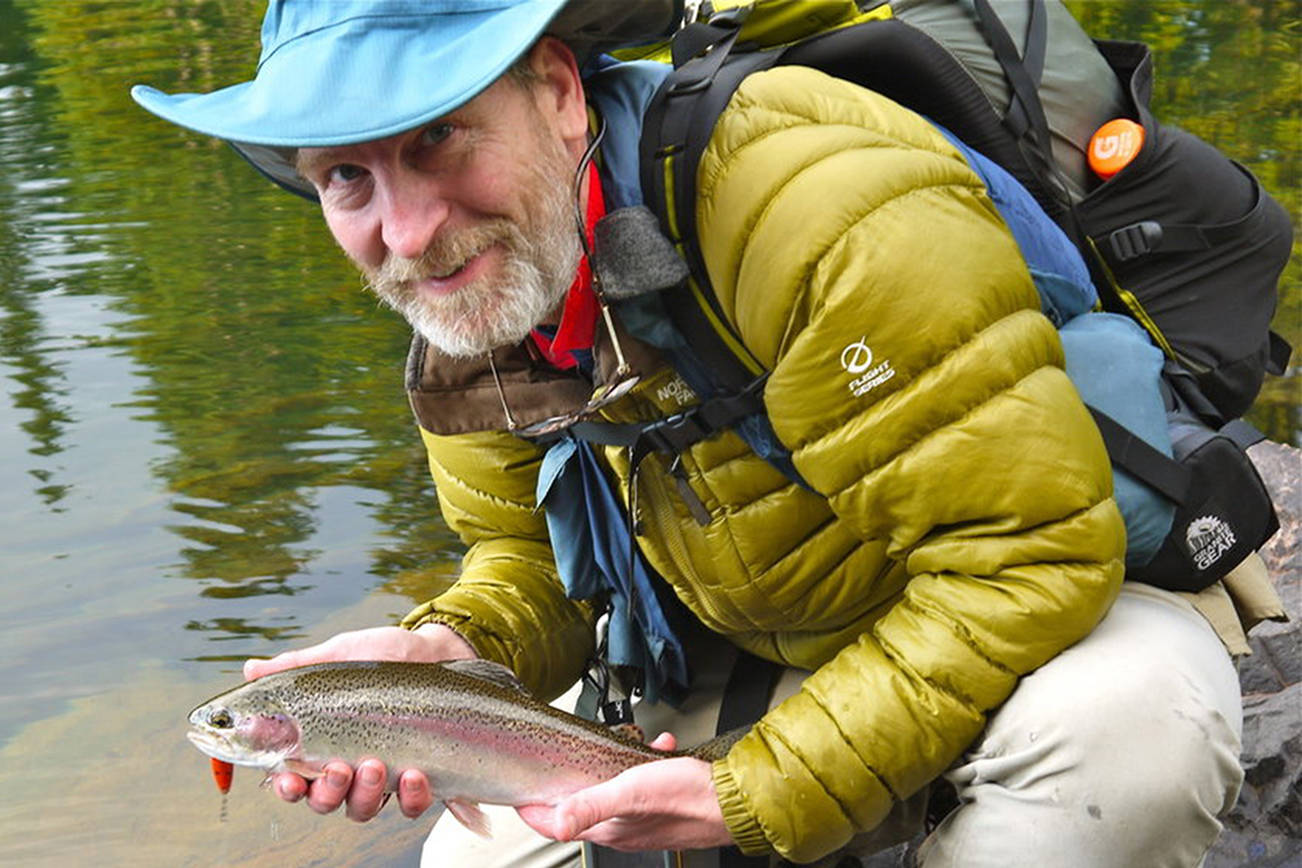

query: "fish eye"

left=208, top=708, right=234, bottom=728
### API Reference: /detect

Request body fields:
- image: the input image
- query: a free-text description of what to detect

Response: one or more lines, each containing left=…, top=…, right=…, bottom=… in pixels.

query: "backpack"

left=575, top=0, right=1290, bottom=593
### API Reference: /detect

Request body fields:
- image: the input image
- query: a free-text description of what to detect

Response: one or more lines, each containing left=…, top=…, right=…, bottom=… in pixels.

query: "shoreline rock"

left=1205, top=440, right=1302, bottom=868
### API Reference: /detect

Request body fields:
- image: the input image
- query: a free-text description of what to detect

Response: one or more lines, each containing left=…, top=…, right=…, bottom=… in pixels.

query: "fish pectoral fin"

left=610, top=722, right=646, bottom=744
left=446, top=799, right=492, bottom=838
left=440, top=660, right=528, bottom=695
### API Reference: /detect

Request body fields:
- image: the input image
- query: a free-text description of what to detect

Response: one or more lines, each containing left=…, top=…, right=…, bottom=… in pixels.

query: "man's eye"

left=421, top=123, right=454, bottom=146
left=328, top=164, right=365, bottom=184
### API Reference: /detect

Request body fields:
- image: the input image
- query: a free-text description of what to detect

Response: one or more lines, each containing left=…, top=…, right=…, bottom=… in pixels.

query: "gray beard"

left=361, top=154, right=582, bottom=358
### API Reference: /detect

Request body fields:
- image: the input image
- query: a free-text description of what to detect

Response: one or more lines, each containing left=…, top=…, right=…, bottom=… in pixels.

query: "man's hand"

left=243, top=623, right=474, bottom=680
left=245, top=623, right=474, bottom=821
left=516, top=733, right=735, bottom=852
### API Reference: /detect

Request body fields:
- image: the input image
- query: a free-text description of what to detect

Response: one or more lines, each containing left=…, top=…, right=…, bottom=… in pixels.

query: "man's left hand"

left=515, top=733, right=735, bottom=852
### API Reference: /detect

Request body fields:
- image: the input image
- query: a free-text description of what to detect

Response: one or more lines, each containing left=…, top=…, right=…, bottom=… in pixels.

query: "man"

left=133, top=2, right=1249, bottom=865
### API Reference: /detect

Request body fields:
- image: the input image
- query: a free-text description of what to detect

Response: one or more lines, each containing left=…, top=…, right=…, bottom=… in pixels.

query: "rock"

left=1204, top=441, right=1302, bottom=868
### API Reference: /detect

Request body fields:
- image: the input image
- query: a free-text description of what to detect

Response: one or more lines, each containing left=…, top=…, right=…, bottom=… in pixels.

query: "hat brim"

left=130, top=0, right=567, bottom=149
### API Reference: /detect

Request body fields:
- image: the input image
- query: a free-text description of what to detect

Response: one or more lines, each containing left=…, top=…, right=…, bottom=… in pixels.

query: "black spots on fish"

left=1087, top=805, right=1102, bottom=820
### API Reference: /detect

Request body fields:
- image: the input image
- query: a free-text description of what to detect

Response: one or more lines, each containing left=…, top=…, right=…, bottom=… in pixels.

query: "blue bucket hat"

left=131, top=0, right=681, bottom=198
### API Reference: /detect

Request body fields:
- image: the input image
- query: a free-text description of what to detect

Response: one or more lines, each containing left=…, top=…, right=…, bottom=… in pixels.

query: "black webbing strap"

left=716, top=651, right=782, bottom=737
left=641, top=20, right=780, bottom=398
left=563, top=374, right=769, bottom=456
left=1088, top=405, right=1192, bottom=505
left=987, top=0, right=1047, bottom=145
left=1219, top=418, right=1267, bottom=451
left=716, top=651, right=782, bottom=868
left=972, top=0, right=1096, bottom=256
left=972, top=0, right=1054, bottom=173
left=1101, top=167, right=1268, bottom=263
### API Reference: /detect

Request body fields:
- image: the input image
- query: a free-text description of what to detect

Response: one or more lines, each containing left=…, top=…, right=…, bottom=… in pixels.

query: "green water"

left=0, top=1, right=1296, bottom=866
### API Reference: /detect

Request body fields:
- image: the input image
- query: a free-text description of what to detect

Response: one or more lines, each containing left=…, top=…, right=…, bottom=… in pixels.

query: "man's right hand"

left=244, top=623, right=476, bottom=820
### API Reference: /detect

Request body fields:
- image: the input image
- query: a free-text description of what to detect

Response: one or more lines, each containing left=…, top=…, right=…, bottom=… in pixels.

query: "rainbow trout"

left=187, top=659, right=735, bottom=833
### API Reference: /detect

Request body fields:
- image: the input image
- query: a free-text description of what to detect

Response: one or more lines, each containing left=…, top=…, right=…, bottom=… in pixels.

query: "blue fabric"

left=132, top=1, right=568, bottom=148
left=585, top=58, right=671, bottom=209
left=1060, top=314, right=1175, bottom=566
left=537, top=436, right=689, bottom=704
left=933, top=127, right=1098, bottom=325
left=936, top=125, right=1175, bottom=567
left=535, top=60, right=688, bottom=704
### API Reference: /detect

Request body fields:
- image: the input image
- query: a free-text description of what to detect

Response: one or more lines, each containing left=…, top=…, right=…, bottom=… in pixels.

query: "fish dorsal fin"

left=441, top=660, right=529, bottom=695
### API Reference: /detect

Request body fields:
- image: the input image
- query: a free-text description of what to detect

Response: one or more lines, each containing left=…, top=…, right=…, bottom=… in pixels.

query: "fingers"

left=268, top=761, right=430, bottom=824
left=648, top=732, right=677, bottom=752
left=271, top=772, right=307, bottom=803
left=306, top=762, right=355, bottom=815
left=397, top=769, right=435, bottom=819
left=244, top=646, right=313, bottom=681
left=343, top=759, right=390, bottom=822
left=243, top=625, right=477, bottom=682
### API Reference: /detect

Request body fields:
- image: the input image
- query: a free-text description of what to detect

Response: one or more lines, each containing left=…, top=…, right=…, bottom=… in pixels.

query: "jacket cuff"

left=400, top=605, right=506, bottom=665
left=713, top=760, right=771, bottom=857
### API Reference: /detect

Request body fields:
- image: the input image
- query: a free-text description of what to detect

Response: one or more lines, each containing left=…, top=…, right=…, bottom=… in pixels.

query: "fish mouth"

left=187, top=727, right=286, bottom=770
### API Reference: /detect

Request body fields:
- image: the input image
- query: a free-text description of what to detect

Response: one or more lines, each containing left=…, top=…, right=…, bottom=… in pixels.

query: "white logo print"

left=1186, top=515, right=1237, bottom=571
left=840, top=337, right=896, bottom=397
left=840, top=339, right=875, bottom=374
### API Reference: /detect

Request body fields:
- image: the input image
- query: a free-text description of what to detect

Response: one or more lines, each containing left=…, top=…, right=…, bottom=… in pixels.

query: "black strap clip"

left=640, top=409, right=712, bottom=455
left=1107, top=220, right=1164, bottom=262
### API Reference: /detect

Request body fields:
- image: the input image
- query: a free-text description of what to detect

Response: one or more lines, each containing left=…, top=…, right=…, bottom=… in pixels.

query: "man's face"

left=296, top=47, right=587, bottom=357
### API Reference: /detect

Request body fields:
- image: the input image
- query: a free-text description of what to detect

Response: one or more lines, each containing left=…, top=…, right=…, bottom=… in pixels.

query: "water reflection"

left=3, top=0, right=460, bottom=638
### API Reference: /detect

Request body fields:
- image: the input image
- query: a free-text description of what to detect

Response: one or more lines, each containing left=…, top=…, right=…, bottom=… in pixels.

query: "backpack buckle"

left=1107, top=220, right=1164, bottom=262
left=641, top=410, right=710, bottom=455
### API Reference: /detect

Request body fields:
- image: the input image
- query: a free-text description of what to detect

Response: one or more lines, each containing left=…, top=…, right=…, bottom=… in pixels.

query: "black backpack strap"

left=715, top=650, right=782, bottom=868
left=971, top=0, right=1058, bottom=190
left=978, top=0, right=1047, bottom=147
left=560, top=373, right=770, bottom=455
left=1218, top=418, right=1268, bottom=451
left=1088, top=405, right=1192, bottom=505
left=641, top=22, right=780, bottom=397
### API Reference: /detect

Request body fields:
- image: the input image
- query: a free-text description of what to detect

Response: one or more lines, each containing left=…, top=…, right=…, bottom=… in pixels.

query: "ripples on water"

left=0, top=1, right=1296, bottom=866
left=0, top=2, right=453, bottom=863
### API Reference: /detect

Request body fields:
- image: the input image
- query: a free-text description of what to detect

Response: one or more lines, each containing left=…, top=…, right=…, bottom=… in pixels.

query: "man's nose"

left=378, top=179, right=451, bottom=261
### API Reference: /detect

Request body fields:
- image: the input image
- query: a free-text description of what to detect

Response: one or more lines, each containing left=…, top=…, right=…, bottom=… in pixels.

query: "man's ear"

left=524, top=37, right=589, bottom=145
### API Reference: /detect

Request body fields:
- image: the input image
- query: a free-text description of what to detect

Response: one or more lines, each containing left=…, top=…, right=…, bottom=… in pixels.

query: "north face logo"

left=656, top=376, right=696, bottom=408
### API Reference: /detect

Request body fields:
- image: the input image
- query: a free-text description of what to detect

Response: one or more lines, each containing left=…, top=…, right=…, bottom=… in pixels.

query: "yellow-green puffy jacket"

left=402, top=66, right=1125, bottom=862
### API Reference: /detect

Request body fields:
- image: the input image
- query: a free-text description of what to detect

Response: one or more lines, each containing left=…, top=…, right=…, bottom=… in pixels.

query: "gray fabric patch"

left=592, top=206, right=689, bottom=299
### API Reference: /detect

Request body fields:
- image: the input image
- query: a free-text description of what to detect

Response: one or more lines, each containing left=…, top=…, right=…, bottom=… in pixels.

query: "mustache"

left=367, top=219, right=519, bottom=291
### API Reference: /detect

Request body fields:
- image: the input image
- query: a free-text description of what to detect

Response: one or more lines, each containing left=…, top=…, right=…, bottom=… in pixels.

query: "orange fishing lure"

left=210, top=757, right=233, bottom=793
left=210, top=757, right=233, bottom=822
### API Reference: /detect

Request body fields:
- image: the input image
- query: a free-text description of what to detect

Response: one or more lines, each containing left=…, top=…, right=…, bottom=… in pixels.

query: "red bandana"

left=530, top=160, right=605, bottom=370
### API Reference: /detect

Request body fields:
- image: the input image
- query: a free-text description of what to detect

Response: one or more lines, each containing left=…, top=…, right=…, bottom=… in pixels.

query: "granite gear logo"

left=840, top=337, right=895, bottom=397
left=1185, top=514, right=1237, bottom=571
